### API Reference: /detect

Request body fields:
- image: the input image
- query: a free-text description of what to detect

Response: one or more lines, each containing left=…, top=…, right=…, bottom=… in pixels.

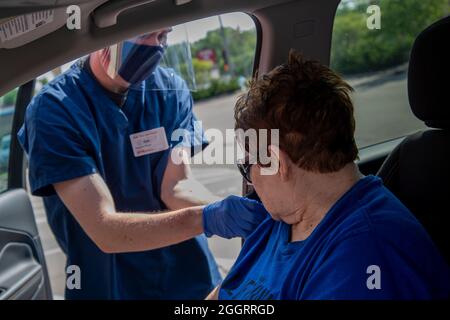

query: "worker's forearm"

left=95, top=206, right=204, bottom=253
left=162, top=178, right=221, bottom=210
left=54, top=174, right=211, bottom=254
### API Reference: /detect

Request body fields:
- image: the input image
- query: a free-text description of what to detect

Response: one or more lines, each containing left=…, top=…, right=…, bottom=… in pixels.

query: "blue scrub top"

left=18, top=60, right=221, bottom=299
left=219, top=176, right=450, bottom=300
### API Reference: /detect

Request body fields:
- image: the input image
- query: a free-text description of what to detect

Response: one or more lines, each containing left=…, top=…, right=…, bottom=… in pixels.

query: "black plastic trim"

left=7, top=80, right=35, bottom=190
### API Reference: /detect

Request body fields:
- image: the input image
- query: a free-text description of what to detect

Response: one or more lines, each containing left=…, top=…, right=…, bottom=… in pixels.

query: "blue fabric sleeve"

left=173, top=81, right=209, bottom=157
left=18, top=95, right=98, bottom=197
left=151, top=148, right=170, bottom=207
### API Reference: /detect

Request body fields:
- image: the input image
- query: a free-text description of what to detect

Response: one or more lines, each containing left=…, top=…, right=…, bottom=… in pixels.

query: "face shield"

left=99, top=25, right=196, bottom=91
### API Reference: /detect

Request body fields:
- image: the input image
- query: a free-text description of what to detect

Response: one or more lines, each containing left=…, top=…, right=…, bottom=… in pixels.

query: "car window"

left=28, top=12, right=257, bottom=298
left=0, top=88, right=17, bottom=193
left=331, top=0, right=449, bottom=148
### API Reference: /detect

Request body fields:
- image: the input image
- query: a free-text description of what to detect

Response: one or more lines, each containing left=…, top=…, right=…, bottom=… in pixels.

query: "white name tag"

left=129, top=127, right=169, bottom=157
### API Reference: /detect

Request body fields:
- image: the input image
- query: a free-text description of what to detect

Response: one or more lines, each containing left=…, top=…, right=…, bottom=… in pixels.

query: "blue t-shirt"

left=18, top=60, right=221, bottom=299
left=219, top=176, right=450, bottom=300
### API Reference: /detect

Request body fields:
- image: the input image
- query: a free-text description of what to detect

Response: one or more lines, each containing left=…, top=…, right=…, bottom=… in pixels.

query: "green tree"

left=331, top=0, right=449, bottom=75
left=191, top=27, right=256, bottom=78
left=192, top=58, right=214, bottom=88
left=0, top=88, right=18, bottom=108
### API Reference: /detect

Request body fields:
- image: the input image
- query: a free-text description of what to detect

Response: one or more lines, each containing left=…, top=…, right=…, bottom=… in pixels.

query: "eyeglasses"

left=237, top=161, right=253, bottom=183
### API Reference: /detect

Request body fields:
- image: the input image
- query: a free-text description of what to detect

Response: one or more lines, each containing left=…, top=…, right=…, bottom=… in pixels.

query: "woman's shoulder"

left=327, top=175, right=423, bottom=237
left=316, top=175, right=447, bottom=265
left=320, top=185, right=448, bottom=276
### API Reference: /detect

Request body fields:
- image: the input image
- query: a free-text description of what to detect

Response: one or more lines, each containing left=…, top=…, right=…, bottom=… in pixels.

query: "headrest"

left=408, top=15, right=450, bottom=129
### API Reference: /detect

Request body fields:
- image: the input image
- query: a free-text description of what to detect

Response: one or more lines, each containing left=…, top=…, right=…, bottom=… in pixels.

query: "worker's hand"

left=202, top=195, right=269, bottom=239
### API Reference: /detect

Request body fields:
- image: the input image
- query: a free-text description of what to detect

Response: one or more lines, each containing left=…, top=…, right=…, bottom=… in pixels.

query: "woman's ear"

left=269, top=145, right=292, bottom=181
left=260, top=144, right=282, bottom=178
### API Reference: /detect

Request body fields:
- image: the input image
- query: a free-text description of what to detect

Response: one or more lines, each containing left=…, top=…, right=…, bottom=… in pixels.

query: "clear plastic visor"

left=99, top=25, right=196, bottom=91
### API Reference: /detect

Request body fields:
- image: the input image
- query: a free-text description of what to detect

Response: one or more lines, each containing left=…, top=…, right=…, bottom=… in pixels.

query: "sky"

left=169, top=12, right=256, bottom=44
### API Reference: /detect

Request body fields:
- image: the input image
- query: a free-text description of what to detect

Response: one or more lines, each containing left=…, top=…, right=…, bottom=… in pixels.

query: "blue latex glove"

left=203, top=195, right=269, bottom=239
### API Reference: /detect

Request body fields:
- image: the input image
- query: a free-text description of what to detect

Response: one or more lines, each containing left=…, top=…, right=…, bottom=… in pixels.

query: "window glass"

left=29, top=12, right=257, bottom=298
left=0, top=88, right=17, bottom=192
left=331, top=0, right=449, bottom=148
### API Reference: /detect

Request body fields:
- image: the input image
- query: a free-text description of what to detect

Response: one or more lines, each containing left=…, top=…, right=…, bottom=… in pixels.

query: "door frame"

left=7, top=80, right=35, bottom=190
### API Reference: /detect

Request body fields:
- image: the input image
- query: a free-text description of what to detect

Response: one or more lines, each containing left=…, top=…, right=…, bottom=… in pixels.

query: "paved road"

left=351, top=71, right=424, bottom=147
left=31, top=69, right=424, bottom=298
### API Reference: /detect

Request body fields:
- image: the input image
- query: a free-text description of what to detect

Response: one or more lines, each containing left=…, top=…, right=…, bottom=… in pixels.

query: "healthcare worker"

left=17, top=28, right=266, bottom=299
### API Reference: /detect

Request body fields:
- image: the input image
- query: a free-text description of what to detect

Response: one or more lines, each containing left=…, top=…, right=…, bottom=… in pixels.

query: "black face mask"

left=118, top=41, right=165, bottom=84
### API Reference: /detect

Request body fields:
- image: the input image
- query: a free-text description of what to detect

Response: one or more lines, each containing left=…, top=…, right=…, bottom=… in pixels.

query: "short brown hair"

left=235, top=50, right=358, bottom=173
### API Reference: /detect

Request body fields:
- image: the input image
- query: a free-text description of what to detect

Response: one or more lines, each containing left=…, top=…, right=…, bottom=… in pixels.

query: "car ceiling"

left=0, top=0, right=340, bottom=96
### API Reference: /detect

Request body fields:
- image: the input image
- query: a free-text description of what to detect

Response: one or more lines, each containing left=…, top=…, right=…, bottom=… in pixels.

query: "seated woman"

left=206, top=50, right=450, bottom=300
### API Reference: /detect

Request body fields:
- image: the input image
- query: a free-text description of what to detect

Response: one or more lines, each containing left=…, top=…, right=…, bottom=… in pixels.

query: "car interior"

left=0, top=0, right=448, bottom=300
left=377, top=15, right=450, bottom=266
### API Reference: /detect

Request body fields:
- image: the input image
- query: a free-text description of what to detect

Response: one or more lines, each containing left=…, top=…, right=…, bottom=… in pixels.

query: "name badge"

left=129, top=127, right=169, bottom=157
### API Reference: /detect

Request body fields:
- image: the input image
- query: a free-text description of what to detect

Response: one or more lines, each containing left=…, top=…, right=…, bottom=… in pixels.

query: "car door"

left=0, top=81, right=52, bottom=300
